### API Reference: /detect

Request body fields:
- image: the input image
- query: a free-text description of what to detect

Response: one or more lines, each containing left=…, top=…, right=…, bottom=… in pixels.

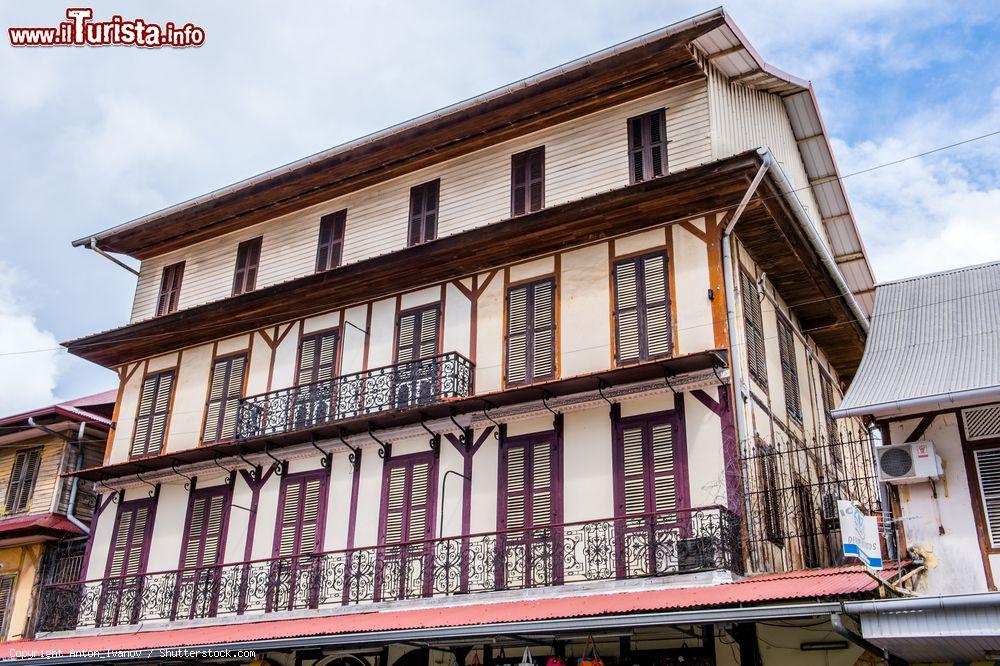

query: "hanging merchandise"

left=470, top=654, right=482, bottom=666
left=545, top=656, right=566, bottom=666
left=519, top=647, right=535, bottom=666
left=578, top=636, right=603, bottom=666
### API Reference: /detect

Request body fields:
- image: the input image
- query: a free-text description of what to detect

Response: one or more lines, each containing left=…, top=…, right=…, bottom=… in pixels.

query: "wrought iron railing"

left=36, top=506, right=740, bottom=632
left=235, top=352, right=474, bottom=440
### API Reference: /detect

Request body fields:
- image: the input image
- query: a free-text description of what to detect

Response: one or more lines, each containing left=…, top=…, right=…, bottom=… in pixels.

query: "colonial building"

left=1, top=9, right=920, bottom=666
left=0, top=392, right=113, bottom=643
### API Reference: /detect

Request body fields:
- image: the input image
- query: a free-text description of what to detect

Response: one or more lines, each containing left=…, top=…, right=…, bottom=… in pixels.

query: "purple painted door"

left=175, top=485, right=230, bottom=619
left=497, top=431, right=562, bottom=589
left=612, top=405, right=689, bottom=576
left=99, top=498, right=156, bottom=626
left=376, top=451, right=438, bottom=600
left=271, top=470, right=328, bottom=610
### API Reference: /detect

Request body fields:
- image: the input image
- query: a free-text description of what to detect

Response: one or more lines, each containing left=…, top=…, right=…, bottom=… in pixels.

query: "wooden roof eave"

left=64, top=153, right=762, bottom=368
left=80, top=16, right=726, bottom=259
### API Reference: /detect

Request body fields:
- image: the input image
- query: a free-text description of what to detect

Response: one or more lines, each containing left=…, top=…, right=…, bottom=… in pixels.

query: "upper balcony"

left=235, top=351, right=475, bottom=442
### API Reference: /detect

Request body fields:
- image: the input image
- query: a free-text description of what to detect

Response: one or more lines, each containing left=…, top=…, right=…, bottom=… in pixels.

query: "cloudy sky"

left=0, top=1, right=997, bottom=414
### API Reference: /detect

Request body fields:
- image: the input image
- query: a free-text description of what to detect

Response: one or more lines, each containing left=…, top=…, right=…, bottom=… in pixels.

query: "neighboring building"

left=2, top=9, right=927, bottom=666
left=828, top=261, right=1000, bottom=663
left=0, top=392, right=114, bottom=643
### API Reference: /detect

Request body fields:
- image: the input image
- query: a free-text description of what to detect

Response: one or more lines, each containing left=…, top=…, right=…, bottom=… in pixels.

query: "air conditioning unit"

left=876, top=441, right=943, bottom=484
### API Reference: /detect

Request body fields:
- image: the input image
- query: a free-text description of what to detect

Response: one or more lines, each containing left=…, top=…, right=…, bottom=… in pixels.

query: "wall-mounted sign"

left=838, top=499, right=882, bottom=569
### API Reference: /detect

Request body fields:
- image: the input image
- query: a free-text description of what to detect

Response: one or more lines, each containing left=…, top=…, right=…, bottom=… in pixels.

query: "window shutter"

left=530, top=438, right=553, bottom=526
left=380, top=454, right=436, bottom=545
left=740, top=271, right=767, bottom=385
left=297, top=331, right=338, bottom=386
left=232, top=237, right=262, bottom=296
left=777, top=319, right=802, bottom=422
left=505, top=285, right=529, bottom=385
left=408, top=181, right=440, bottom=246
left=156, top=263, right=184, bottom=316
left=5, top=448, right=41, bottom=514
left=628, top=110, right=667, bottom=184
left=275, top=473, right=326, bottom=557
left=277, top=480, right=301, bottom=557
left=396, top=305, right=439, bottom=363
left=511, top=147, right=544, bottom=216
left=203, top=354, right=246, bottom=443
left=501, top=435, right=557, bottom=533
left=181, top=489, right=227, bottom=569
left=504, top=445, right=526, bottom=531
left=821, top=376, right=838, bottom=442
left=614, top=253, right=671, bottom=365
left=505, top=279, right=556, bottom=387
left=975, top=448, right=1000, bottom=548
left=0, top=575, right=15, bottom=639
left=131, top=371, right=174, bottom=459
left=616, top=415, right=682, bottom=521
left=315, top=210, right=346, bottom=272
left=107, top=502, right=153, bottom=578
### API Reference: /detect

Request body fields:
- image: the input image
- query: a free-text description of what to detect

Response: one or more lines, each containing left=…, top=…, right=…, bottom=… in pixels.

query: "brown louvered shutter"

left=500, top=434, right=556, bottom=532
left=297, top=330, right=339, bottom=386
left=275, top=472, right=325, bottom=557
left=0, top=575, right=15, bottom=639
left=5, top=448, right=41, bottom=514
left=203, top=354, right=247, bottom=443
left=232, top=237, right=262, bottom=296
left=777, top=319, right=802, bottom=422
left=627, top=109, right=668, bottom=184
left=821, top=375, right=839, bottom=444
left=407, top=180, right=440, bottom=247
left=511, top=147, right=544, bottom=216
left=380, top=454, right=435, bottom=544
left=156, top=262, right=184, bottom=316
left=182, top=488, right=227, bottom=569
left=614, top=253, right=671, bottom=365
left=315, top=210, right=346, bottom=272
left=617, top=415, right=681, bottom=522
left=396, top=305, right=439, bottom=363
left=740, top=271, right=767, bottom=385
left=130, top=370, right=174, bottom=459
left=505, top=279, right=556, bottom=386
left=107, top=501, right=154, bottom=578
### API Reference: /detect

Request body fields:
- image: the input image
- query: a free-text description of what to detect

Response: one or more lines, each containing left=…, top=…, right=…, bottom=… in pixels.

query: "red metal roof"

left=0, top=390, right=115, bottom=430
left=0, top=513, right=84, bottom=541
left=0, top=566, right=885, bottom=660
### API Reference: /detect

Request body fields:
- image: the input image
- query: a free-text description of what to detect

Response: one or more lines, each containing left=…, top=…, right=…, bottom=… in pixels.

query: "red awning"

left=0, top=566, right=890, bottom=661
left=0, top=514, right=84, bottom=541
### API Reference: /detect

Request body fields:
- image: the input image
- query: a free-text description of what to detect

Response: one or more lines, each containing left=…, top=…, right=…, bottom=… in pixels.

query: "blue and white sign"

left=838, top=499, right=882, bottom=569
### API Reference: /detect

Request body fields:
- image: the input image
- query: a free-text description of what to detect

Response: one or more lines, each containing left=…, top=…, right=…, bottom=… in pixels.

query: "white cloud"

left=0, top=262, right=61, bottom=414
left=835, top=89, right=1000, bottom=281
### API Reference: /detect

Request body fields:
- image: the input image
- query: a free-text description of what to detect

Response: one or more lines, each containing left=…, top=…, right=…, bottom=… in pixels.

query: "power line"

left=0, top=127, right=998, bottom=360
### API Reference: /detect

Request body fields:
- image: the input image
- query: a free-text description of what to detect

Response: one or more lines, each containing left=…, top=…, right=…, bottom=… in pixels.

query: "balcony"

left=236, top=351, right=474, bottom=441
left=35, top=506, right=741, bottom=632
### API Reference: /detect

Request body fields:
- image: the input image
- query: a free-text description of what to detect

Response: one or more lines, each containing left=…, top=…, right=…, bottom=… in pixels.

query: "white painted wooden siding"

left=704, top=62, right=824, bottom=237
left=129, top=81, right=712, bottom=322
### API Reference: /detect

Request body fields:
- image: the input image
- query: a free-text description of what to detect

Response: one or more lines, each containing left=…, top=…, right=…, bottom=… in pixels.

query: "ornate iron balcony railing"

left=235, top=351, right=474, bottom=440
left=36, top=506, right=741, bottom=632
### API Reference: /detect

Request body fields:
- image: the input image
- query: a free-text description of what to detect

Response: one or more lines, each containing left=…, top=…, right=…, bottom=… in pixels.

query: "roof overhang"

left=0, top=513, right=85, bottom=544
left=834, top=386, right=1000, bottom=420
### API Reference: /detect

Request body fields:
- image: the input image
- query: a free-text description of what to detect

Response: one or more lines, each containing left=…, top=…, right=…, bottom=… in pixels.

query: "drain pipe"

left=27, top=418, right=90, bottom=534
left=721, top=155, right=773, bottom=453
left=85, top=237, right=139, bottom=276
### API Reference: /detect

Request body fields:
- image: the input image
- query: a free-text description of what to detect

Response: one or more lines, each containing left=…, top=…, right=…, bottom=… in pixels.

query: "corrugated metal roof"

left=0, top=566, right=883, bottom=661
left=836, top=261, right=1000, bottom=418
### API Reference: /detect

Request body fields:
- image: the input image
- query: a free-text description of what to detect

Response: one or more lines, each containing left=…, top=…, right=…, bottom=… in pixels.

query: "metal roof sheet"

left=0, top=566, right=883, bottom=661
left=836, top=261, right=1000, bottom=418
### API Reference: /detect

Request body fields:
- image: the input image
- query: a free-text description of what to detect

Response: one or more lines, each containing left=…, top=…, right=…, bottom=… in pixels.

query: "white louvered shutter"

left=381, top=455, right=435, bottom=545
left=530, top=438, right=553, bottom=526
left=642, top=254, right=671, bottom=358
left=131, top=371, right=174, bottom=458
left=182, top=489, right=227, bottom=569
left=383, top=466, right=407, bottom=544
left=615, top=253, right=670, bottom=365
left=502, top=435, right=556, bottom=533
left=650, top=423, right=676, bottom=516
left=506, top=285, right=529, bottom=385
left=975, top=448, right=1000, bottom=547
left=397, top=305, right=439, bottom=363
left=618, top=418, right=678, bottom=522
left=531, top=280, right=556, bottom=381
left=614, top=260, right=641, bottom=365
left=275, top=473, right=325, bottom=557
left=297, top=331, right=338, bottom=386
left=277, top=480, right=302, bottom=557
left=504, top=445, right=526, bottom=531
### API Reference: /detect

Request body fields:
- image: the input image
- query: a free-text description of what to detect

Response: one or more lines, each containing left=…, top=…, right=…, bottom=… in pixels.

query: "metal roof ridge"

left=875, top=259, right=1000, bottom=289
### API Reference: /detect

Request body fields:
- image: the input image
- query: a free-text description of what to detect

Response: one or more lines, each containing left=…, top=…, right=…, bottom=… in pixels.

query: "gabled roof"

left=0, top=390, right=116, bottom=432
left=834, top=261, right=1000, bottom=419
left=73, top=9, right=873, bottom=315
